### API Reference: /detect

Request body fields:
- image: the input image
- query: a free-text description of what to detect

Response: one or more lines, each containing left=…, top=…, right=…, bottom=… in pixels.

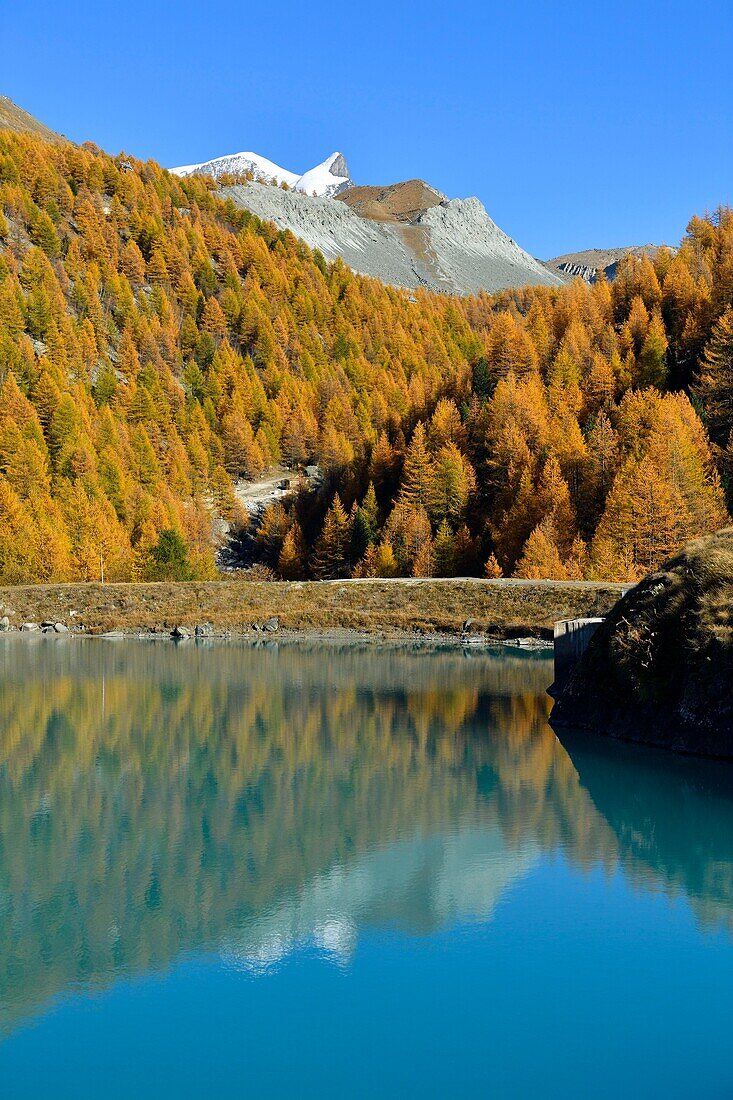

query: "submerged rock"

left=551, top=528, right=733, bottom=757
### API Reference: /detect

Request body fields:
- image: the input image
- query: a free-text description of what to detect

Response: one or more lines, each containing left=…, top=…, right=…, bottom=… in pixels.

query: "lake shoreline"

left=0, top=577, right=626, bottom=644
left=0, top=625, right=555, bottom=653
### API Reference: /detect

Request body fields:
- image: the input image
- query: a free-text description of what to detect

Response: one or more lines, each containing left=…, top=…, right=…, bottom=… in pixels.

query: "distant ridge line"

left=0, top=95, right=67, bottom=143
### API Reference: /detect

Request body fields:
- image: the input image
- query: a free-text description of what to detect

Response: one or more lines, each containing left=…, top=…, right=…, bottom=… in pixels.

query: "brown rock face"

left=551, top=528, right=733, bottom=757
left=336, top=179, right=446, bottom=224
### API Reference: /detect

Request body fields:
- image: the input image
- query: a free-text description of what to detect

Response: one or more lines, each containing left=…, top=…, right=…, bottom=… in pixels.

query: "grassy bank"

left=0, top=577, right=627, bottom=639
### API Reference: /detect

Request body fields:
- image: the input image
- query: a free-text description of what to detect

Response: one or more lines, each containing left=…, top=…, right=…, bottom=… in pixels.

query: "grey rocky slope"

left=223, top=180, right=562, bottom=294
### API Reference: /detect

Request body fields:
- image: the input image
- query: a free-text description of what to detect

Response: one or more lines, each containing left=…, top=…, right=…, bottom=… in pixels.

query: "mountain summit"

left=172, top=141, right=560, bottom=293
left=546, top=244, right=666, bottom=283
left=170, top=149, right=351, bottom=197
left=296, top=153, right=351, bottom=197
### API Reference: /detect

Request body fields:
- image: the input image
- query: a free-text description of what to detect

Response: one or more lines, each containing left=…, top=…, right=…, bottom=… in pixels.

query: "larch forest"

left=1, top=130, right=732, bottom=586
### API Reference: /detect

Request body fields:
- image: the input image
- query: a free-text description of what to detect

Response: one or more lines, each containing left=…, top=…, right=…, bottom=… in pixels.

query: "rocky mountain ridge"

left=222, top=177, right=562, bottom=295
left=336, top=180, right=447, bottom=223
left=546, top=244, right=666, bottom=283
left=170, top=136, right=564, bottom=293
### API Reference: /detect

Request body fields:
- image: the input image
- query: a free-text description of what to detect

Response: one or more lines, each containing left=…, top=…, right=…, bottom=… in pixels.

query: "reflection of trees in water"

left=0, top=639, right=731, bottom=1033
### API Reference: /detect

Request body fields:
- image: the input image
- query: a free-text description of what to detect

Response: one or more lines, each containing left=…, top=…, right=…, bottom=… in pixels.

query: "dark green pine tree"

left=349, top=505, right=372, bottom=565
left=312, top=494, right=350, bottom=579
left=695, top=307, right=733, bottom=448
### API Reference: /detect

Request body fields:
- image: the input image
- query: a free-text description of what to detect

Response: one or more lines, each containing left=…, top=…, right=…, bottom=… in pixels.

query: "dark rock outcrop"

left=551, top=529, right=733, bottom=757
left=328, top=153, right=350, bottom=187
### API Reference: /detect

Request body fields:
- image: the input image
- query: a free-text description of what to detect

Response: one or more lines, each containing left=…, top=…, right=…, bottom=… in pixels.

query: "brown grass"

left=0, top=577, right=627, bottom=637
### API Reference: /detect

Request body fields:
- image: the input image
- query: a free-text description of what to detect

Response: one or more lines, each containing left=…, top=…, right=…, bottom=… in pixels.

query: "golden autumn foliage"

left=0, top=129, right=731, bottom=583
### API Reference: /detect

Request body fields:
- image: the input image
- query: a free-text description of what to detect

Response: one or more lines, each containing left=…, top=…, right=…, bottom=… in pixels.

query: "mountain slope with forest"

left=170, top=137, right=561, bottom=294
left=547, top=245, right=666, bottom=284
left=0, top=115, right=731, bottom=586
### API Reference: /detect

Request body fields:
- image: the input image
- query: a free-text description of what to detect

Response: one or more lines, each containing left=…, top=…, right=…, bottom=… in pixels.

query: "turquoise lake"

left=0, top=637, right=732, bottom=1097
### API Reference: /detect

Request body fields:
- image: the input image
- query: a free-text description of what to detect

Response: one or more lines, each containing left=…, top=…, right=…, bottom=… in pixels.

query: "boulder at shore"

left=551, top=528, right=733, bottom=758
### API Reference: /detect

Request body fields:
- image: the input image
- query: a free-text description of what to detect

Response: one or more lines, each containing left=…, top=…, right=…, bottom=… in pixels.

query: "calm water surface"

left=1, top=637, right=732, bottom=1098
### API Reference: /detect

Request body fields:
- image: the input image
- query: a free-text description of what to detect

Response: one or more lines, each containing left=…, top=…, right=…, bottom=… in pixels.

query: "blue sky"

left=5, top=0, right=731, bottom=257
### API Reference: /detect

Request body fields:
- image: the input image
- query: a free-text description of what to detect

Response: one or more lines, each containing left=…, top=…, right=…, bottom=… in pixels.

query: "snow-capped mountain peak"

left=170, top=151, right=299, bottom=188
left=295, top=153, right=350, bottom=197
left=170, top=149, right=351, bottom=197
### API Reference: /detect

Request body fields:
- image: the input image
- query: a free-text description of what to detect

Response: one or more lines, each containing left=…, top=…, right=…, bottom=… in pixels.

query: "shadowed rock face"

left=326, top=153, right=350, bottom=187
left=552, top=529, right=733, bottom=756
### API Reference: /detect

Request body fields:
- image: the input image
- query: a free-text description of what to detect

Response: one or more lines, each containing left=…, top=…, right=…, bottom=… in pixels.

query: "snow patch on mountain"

left=170, top=149, right=351, bottom=197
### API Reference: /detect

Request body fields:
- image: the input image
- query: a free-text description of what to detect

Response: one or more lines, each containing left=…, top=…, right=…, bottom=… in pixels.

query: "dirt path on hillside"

left=233, top=465, right=298, bottom=515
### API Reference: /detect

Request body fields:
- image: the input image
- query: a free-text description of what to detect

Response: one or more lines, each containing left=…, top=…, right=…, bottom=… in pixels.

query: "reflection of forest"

left=0, top=639, right=731, bottom=1033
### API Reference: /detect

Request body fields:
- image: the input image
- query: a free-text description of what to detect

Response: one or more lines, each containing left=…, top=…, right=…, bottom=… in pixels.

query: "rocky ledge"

left=551, top=529, right=733, bottom=757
